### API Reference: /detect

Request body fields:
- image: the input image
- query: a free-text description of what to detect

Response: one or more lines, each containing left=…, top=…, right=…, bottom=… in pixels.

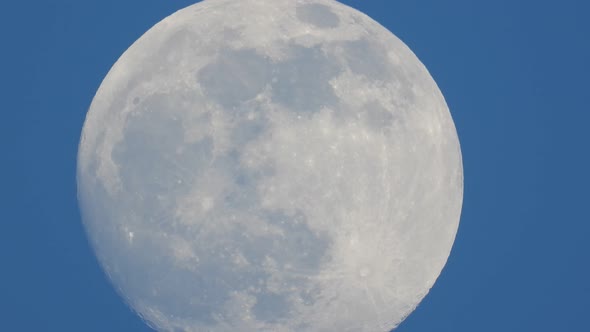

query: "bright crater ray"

left=77, top=0, right=463, bottom=331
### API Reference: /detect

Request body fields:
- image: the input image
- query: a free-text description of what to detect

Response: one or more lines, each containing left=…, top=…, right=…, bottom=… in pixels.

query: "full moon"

left=77, top=0, right=463, bottom=331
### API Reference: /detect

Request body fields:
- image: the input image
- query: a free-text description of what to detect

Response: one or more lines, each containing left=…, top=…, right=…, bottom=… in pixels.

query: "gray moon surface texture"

left=77, top=0, right=463, bottom=331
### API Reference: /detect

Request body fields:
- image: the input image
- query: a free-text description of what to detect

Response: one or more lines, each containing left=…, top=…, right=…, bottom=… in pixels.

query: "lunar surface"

left=77, top=0, right=463, bottom=331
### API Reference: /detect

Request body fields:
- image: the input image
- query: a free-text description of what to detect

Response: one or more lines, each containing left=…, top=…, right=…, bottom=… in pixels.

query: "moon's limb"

left=77, top=0, right=463, bottom=331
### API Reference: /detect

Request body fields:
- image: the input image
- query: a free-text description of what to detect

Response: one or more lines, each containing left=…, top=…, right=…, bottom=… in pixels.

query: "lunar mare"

left=77, top=0, right=463, bottom=331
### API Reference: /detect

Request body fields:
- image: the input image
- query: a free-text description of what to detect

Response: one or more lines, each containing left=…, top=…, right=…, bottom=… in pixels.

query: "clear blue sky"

left=1, top=0, right=588, bottom=331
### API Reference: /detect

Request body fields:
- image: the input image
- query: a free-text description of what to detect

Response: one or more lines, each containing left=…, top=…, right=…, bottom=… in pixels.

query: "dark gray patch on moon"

left=228, top=209, right=332, bottom=274
left=221, top=27, right=243, bottom=43
left=264, top=210, right=331, bottom=271
left=112, top=94, right=212, bottom=198
left=220, top=149, right=271, bottom=211
left=111, top=92, right=216, bottom=237
left=154, top=29, right=203, bottom=67
left=271, top=45, right=341, bottom=114
left=140, top=262, right=225, bottom=325
left=363, top=101, right=395, bottom=131
left=229, top=108, right=268, bottom=145
left=253, top=292, right=290, bottom=322
left=224, top=209, right=331, bottom=324
left=198, top=48, right=272, bottom=108
left=299, top=285, right=322, bottom=306
left=296, top=3, right=340, bottom=29
left=198, top=44, right=343, bottom=114
left=136, top=245, right=247, bottom=326
left=340, top=38, right=392, bottom=81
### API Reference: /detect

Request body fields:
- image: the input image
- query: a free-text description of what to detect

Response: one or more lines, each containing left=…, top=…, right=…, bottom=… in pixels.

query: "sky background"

left=1, top=0, right=589, bottom=331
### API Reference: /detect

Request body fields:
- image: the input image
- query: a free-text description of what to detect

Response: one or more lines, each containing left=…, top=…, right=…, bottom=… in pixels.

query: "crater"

left=296, top=3, right=340, bottom=29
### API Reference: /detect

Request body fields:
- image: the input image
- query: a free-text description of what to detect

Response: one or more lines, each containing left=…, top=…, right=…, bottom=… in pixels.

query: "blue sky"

left=1, top=0, right=589, bottom=331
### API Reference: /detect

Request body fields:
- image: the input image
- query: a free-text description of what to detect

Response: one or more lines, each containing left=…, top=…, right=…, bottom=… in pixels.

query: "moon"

left=77, top=0, right=463, bottom=331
